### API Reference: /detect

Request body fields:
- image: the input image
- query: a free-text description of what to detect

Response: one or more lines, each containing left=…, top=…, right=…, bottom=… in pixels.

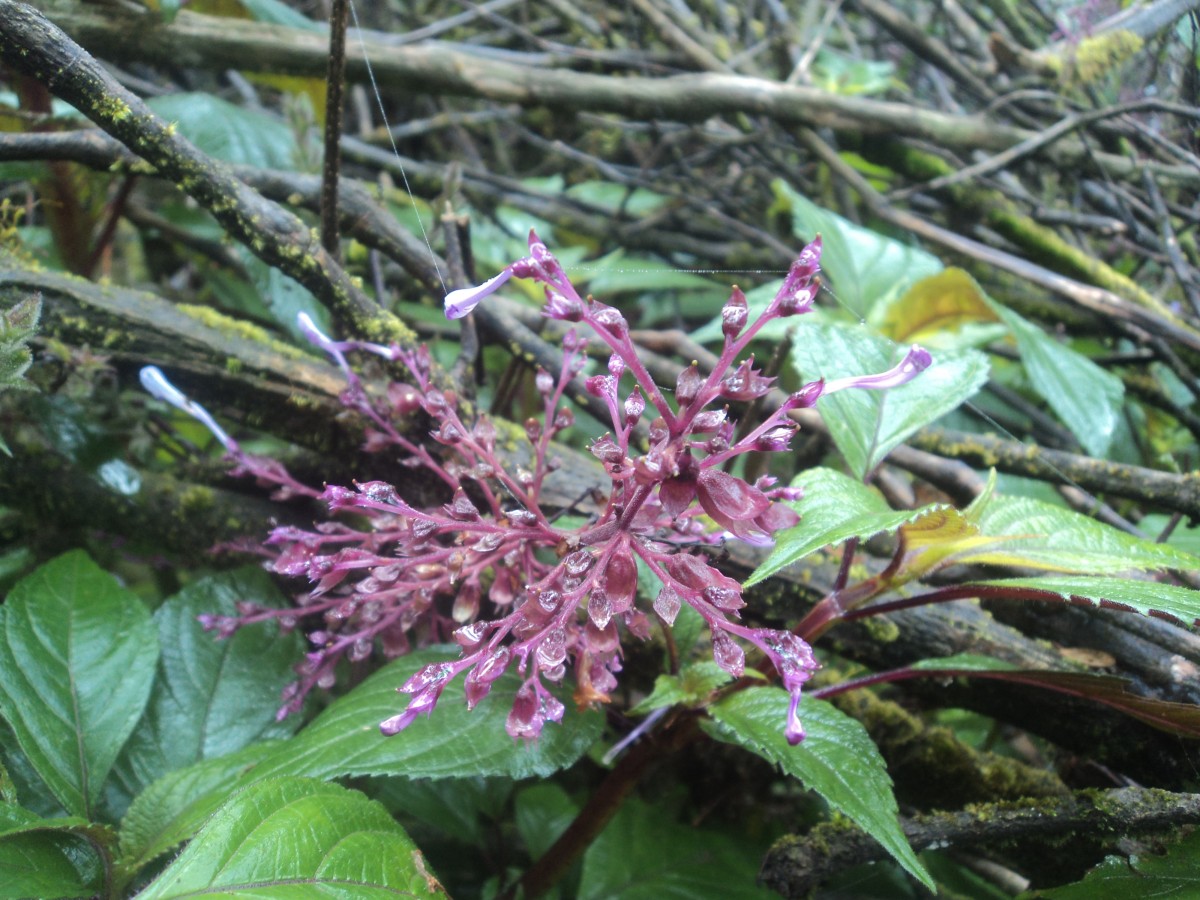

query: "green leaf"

left=970, top=575, right=1200, bottom=625
left=791, top=322, right=988, bottom=478
left=118, top=741, right=284, bottom=871
left=135, top=776, right=448, bottom=899
left=515, top=783, right=579, bottom=861
left=146, top=93, right=298, bottom=169
left=370, top=776, right=512, bottom=846
left=579, top=796, right=773, bottom=899
left=0, top=551, right=158, bottom=818
left=746, top=467, right=948, bottom=587
left=705, top=688, right=933, bottom=891
left=990, top=304, right=1125, bottom=457
left=963, top=494, right=1200, bottom=573
left=0, top=294, right=40, bottom=392
left=1029, top=829, right=1200, bottom=898
left=119, top=649, right=602, bottom=868
left=811, top=48, right=896, bottom=96
left=240, top=0, right=321, bottom=30
left=107, top=567, right=305, bottom=813
left=251, top=647, right=602, bottom=781
left=771, top=181, right=942, bottom=317
left=629, top=662, right=733, bottom=715
left=0, top=806, right=112, bottom=900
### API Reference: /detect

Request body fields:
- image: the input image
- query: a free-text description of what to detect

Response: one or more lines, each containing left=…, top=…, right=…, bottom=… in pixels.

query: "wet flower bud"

left=675, top=364, right=702, bottom=406
left=721, top=287, right=749, bottom=339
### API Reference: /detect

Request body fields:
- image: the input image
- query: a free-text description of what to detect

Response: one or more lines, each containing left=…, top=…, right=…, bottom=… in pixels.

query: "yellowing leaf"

left=877, top=268, right=999, bottom=343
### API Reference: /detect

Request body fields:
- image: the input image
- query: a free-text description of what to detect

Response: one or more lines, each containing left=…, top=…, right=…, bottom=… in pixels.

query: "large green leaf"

left=0, top=551, right=158, bottom=818
left=791, top=322, right=988, bottom=478
left=146, top=93, right=298, bottom=170
left=969, top=575, right=1200, bottom=625
left=579, top=796, right=773, bottom=899
left=0, top=805, right=112, bottom=900
left=1030, top=830, right=1200, bottom=898
left=250, top=647, right=603, bottom=782
left=135, top=776, right=447, bottom=899
left=747, top=467, right=949, bottom=587
left=772, top=181, right=942, bottom=318
left=119, top=649, right=602, bottom=868
left=107, top=567, right=304, bottom=814
left=990, top=304, right=1125, bottom=458
left=963, top=494, right=1200, bottom=573
left=118, top=741, right=284, bottom=872
left=705, top=688, right=933, bottom=890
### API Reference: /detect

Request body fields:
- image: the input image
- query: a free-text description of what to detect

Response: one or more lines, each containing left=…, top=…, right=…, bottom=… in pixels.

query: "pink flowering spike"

left=696, top=467, right=771, bottom=532
left=444, top=268, right=514, bottom=319
left=824, top=344, right=933, bottom=394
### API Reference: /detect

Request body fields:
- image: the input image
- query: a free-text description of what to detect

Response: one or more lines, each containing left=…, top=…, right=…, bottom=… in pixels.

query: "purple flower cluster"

left=142, top=232, right=929, bottom=745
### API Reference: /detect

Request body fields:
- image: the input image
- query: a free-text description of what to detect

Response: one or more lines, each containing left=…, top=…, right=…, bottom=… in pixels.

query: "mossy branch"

left=761, top=787, right=1200, bottom=897
left=0, top=1, right=413, bottom=347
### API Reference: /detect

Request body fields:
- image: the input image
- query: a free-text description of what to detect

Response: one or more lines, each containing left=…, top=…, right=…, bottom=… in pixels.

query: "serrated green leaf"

left=106, top=567, right=305, bottom=815
left=990, top=304, right=1125, bottom=457
left=252, top=647, right=602, bottom=781
left=970, top=575, right=1200, bottom=625
left=119, top=649, right=602, bottom=868
left=630, top=662, right=732, bottom=715
left=579, top=796, right=773, bottom=899
left=772, top=181, right=942, bottom=317
left=146, top=93, right=298, bottom=169
left=746, top=467, right=946, bottom=587
left=1029, top=829, right=1200, bottom=898
left=135, top=776, right=447, bottom=899
left=791, top=322, right=988, bottom=478
left=705, top=688, right=933, bottom=891
left=0, top=551, right=158, bottom=819
left=117, top=740, right=284, bottom=871
left=962, top=494, right=1200, bottom=573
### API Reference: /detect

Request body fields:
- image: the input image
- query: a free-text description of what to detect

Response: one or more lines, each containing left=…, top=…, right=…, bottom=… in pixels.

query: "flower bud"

left=721, top=287, right=748, bottom=339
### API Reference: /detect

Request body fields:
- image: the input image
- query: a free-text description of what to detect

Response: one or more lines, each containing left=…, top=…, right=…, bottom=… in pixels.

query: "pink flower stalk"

left=142, top=231, right=930, bottom=743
